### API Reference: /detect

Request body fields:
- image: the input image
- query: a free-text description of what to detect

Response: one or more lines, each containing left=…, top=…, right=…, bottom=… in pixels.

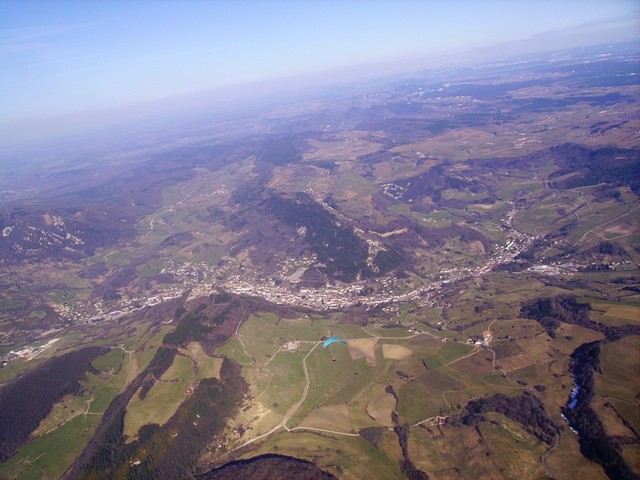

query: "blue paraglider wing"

left=322, top=337, right=347, bottom=348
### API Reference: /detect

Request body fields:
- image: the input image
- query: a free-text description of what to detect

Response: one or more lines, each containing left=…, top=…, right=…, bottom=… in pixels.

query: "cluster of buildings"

left=6, top=202, right=614, bottom=370
left=1, top=338, right=59, bottom=367
left=52, top=206, right=540, bottom=334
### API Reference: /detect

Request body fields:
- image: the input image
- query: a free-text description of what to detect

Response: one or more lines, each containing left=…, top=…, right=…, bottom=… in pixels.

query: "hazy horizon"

left=1, top=0, right=638, bottom=146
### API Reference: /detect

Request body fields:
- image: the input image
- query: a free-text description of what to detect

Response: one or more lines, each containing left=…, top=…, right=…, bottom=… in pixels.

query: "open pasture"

left=30, top=392, right=90, bottom=438
left=267, top=163, right=332, bottom=195
left=407, top=332, right=445, bottom=349
left=299, top=404, right=353, bottom=432
left=186, top=341, right=222, bottom=379
left=424, top=340, right=474, bottom=368
left=476, top=414, right=547, bottom=478
left=0, top=315, right=176, bottom=478
left=212, top=298, right=640, bottom=478
left=441, top=362, right=513, bottom=392
left=513, top=190, right=587, bottom=236
left=236, top=313, right=330, bottom=362
left=382, top=343, right=413, bottom=360
left=347, top=338, right=377, bottom=365
left=373, top=155, right=436, bottom=184
left=495, top=353, right=534, bottom=372
left=123, top=354, right=195, bottom=441
left=83, top=351, right=130, bottom=413
left=295, top=346, right=374, bottom=419
left=545, top=428, right=608, bottom=480
left=363, top=325, right=414, bottom=338
left=551, top=323, right=604, bottom=355
left=449, top=348, right=496, bottom=375
left=491, top=339, right=522, bottom=359
left=600, top=336, right=640, bottom=390
left=255, top=351, right=306, bottom=416
left=595, top=336, right=640, bottom=435
left=417, top=368, right=465, bottom=394
left=227, top=309, right=508, bottom=432
left=494, top=336, right=551, bottom=371
left=236, top=313, right=287, bottom=361
left=215, top=336, right=253, bottom=365
left=303, top=131, right=386, bottom=163
left=401, top=127, right=539, bottom=160
left=31, top=346, right=129, bottom=441
left=589, top=300, right=640, bottom=327
left=570, top=200, right=639, bottom=244
left=366, top=391, right=396, bottom=427
left=397, top=379, right=448, bottom=421
left=0, top=415, right=102, bottom=480
left=408, top=415, right=547, bottom=480
left=91, top=347, right=125, bottom=373
left=250, top=430, right=405, bottom=480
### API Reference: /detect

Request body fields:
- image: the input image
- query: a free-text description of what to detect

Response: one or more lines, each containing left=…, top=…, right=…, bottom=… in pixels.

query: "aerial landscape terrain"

left=0, top=3, right=639, bottom=479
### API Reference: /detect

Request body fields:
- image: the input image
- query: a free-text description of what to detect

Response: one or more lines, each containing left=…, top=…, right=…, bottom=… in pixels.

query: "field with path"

left=123, top=354, right=195, bottom=441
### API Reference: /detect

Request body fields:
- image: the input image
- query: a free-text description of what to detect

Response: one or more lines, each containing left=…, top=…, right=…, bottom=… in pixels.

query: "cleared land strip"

left=233, top=307, right=254, bottom=363
left=288, top=427, right=359, bottom=437
left=410, top=416, right=440, bottom=428
left=115, top=346, right=135, bottom=394
left=361, top=327, right=438, bottom=341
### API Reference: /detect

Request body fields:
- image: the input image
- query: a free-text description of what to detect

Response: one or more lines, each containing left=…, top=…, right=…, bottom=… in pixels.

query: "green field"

left=186, top=341, right=222, bottom=380
left=595, top=336, right=640, bottom=436
left=0, top=415, right=102, bottom=480
left=216, top=335, right=254, bottom=365
left=259, top=351, right=306, bottom=416
left=1, top=44, right=639, bottom=480
left=204, top=268, right=640, bottom=478
left=408, top=414, right=547, bottom=480
left=250, top=430, right=406, bottom=480
left=234, top=313, right=335, bottom=362
left=123, top=354, right=196, bottom=440
left=0, top=347, right=132, bottom=480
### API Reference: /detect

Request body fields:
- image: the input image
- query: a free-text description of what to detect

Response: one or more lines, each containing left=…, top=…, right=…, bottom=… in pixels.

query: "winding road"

left=540, top=433, right=560, bottom=479
left=235, top=341, right=321, bottom=451
left=229, top=315, right=533, bottom=459
left=283, top=342, right=320, bottom=430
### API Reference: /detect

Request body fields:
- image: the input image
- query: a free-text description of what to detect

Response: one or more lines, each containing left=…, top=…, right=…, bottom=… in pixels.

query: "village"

left=1, top=204, right=628, bottom=370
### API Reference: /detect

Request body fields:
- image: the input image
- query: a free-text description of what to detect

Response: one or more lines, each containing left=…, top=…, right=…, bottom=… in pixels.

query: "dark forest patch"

left=461, top=392, right=557, bottom=445
left=548, top=144, right=640, bottom=192
left=521, top=295, right=640, bottom=340
left=562, top=341, right=640, bottom=480
left=263, top=192, right=372, bottom=282
left=0, top=346, right=109, bottom=462
left=259, top=137, right=303, bottom=166
left=201, top=454, right=338, bottom=480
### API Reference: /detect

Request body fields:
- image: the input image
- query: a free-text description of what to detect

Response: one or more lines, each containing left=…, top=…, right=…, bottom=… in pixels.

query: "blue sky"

left=0, top=0, right=638, bottom=132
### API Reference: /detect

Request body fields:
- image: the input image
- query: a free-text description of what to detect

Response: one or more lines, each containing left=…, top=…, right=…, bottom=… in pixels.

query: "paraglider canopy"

left=323, top=337, right=347, bottom=348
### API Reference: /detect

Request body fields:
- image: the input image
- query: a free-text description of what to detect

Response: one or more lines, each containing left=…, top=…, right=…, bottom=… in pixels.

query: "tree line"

left=0, top=346, right=109, bottom=462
